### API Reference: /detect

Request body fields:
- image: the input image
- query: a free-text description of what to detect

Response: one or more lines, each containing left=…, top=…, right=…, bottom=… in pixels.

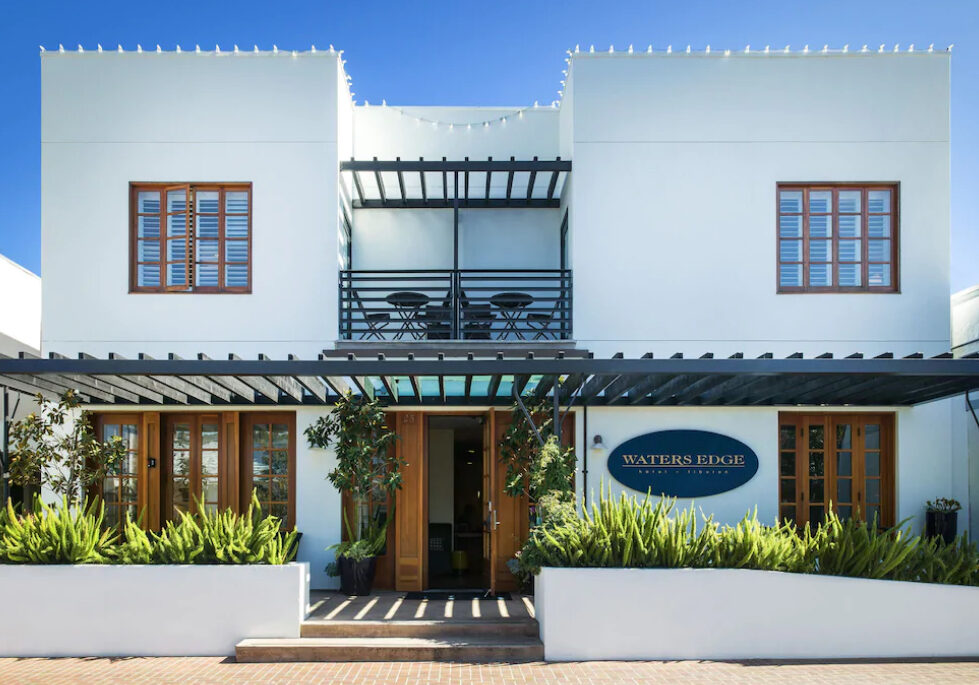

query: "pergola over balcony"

left=338, top=157, right=573, bottom=343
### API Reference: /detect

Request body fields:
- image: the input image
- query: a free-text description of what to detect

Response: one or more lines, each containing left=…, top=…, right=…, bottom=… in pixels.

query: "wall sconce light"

left=590, top=435, right=608, bottom=452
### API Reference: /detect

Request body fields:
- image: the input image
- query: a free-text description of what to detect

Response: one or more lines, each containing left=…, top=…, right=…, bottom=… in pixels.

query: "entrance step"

left=300, top=618, right=539, bottom=639
left=235, top=635, right=544, bottom=663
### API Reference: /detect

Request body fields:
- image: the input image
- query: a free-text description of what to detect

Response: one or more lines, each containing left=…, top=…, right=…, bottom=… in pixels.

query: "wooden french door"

left=482, top=409, right=499, bottom=591
left=164, top=414, right=223, bottom=520
left=778, top=413, right=894, bottom=529
left=95, top=414, right=144, bottom=530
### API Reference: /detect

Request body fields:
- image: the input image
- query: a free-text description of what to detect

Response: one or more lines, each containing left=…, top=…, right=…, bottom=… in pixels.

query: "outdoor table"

left=386, top=291, right=431, bottom=340
left=490, top=291, right=533, bottom=339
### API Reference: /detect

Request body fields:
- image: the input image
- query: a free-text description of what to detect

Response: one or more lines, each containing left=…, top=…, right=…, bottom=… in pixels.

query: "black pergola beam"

left=341, top=159, right=571, bottom=173
left=526, top=156, right=538, bottom=201
left=372, top=157, right=387, bottom=205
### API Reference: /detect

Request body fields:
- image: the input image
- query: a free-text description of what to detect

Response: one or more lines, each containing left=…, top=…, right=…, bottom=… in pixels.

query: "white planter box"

left=536, top=567, right=979, bottom=660
left=0, top=562, right=309, bottom=657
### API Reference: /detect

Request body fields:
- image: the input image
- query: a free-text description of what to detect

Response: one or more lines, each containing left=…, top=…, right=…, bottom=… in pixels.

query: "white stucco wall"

left=0, top=253, right=41, bottom=356
left=566, top=53, right=951, bottom=358
left=576, top=400, right=966, bottom=535
left=40, top=52, right=344, bottom=359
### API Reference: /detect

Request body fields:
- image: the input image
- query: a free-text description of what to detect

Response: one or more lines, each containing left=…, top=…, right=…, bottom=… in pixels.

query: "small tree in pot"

left=305, top=393, right=401, bottom=595
left=925, top=497, right=962, bottom=544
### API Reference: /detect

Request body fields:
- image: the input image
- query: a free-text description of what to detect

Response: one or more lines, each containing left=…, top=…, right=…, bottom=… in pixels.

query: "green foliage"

left=326, top=508, right=390, bottom=576
left=0, top=491, right=297, bottom=566
left=500, top=399, right=553, bottom=497
left=7, top=390, right=128, bottom=502
left=927, top=497, right=962, bottom=513
left=305, top=393, right=401, bottom=540
left=0, top=496, right=116, bottom=564
left=515, top=484, right=979, bottom=588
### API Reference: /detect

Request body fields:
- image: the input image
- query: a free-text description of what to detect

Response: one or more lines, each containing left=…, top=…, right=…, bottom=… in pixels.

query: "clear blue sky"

left=1, top=0, right=976, bottom=289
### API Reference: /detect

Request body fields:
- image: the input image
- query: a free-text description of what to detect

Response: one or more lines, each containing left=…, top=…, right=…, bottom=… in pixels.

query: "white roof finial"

left=137, top=44, right=143, bottom=53
left=77, top=44, right=83, bottom=52
left=156, top=44, right=162, bottom=53
left=273, top=45, right=278, bottom=53
left=39, top=45, right=45, bottom=52
left=117, top=44, right=123, bottom=52
left=58, top=44, right=64, bottom=53
left=97, top=44, right=102, bottom=52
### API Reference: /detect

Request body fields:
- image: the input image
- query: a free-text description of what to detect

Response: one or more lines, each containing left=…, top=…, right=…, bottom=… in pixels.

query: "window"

left=242, top=413, right=296, bottom=528
left=778, top=413, right=893, bottom=529
left=96, top=415, right=141, bottom=530
left=130, top=183, right=251, bottom=293
left=777, top=184, right=897, bottom=293
left=165, top=414, right=222, bottom=520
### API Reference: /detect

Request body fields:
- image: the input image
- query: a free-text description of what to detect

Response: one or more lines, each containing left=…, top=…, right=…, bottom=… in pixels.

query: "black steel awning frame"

left=1, top=351, right=978, bottom=409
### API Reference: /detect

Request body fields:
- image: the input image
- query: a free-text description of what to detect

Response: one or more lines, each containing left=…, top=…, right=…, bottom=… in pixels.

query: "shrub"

left=516, top=484, right=979, bottom=587
left=0, top=492, right=298, bottom=566
left=0, top=497, right=116, bottom=564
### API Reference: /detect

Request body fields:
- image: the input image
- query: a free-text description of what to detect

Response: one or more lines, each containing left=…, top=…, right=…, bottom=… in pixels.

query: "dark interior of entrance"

left=427, top=415, right=484, bottom=589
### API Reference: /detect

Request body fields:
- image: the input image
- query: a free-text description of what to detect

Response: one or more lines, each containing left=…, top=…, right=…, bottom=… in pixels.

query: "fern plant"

left=0, top=496, right=116, bottom=564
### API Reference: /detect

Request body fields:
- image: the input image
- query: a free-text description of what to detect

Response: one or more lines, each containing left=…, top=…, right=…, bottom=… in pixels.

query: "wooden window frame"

left=93, top=414, right=143, bottom=530
left=778, top=412, right=895, bottom=529
left=776, top=183, right=899, bottom=294
left=240, top=412, right=297, bottom=529
left=129, top=182, right=252, bottom=294
left=163, top=413, right=224, bottom=521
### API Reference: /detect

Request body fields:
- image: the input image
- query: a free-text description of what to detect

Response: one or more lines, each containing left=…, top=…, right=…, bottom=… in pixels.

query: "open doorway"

left=427, top=415, right=485, bottom=589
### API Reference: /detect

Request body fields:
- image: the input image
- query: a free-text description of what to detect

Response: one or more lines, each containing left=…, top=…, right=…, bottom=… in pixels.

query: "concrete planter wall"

left=0, top=562, right=309, bottom=657
left=536, top=567, right=979, bottom=660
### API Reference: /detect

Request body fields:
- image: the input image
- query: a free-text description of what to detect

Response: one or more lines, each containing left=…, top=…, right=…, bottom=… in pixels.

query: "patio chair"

left=352, top=289, right=391, bottom=340
left=526, top=297, right=565, bottom=340
left=460, top=290, right=495, bottom=340
left=420, top=296, right=452, bottom=340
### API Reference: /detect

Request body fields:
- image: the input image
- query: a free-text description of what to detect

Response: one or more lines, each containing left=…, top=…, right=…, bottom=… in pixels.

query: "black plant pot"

left=925, top=510, right=958, bottom=544
left=338, top=556, right=377, bottom=596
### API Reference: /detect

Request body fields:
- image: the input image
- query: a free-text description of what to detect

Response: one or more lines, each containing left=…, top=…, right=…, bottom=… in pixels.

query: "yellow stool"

left=451, top=550, right=469, bottom=575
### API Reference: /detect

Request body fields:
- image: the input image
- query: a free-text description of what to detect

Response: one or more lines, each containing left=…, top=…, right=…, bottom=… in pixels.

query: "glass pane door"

left=100, top=420, right=140, bottom=530
left=833, top=420, right=856, bottom=520
left=166, top=415, right=222, bottom=520
left=806, top=421, right=826, bottom=525
left=862, top=420, right=883, bottom=527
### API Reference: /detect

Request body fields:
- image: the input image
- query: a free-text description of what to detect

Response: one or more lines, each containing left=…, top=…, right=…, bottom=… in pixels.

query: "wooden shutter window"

left=130, top=182, right=251, bottom=293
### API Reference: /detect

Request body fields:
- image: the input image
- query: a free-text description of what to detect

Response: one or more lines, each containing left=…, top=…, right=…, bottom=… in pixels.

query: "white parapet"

left=536, top=567, right=979, bottom=660
left=0, top=562, right=309, bottom=657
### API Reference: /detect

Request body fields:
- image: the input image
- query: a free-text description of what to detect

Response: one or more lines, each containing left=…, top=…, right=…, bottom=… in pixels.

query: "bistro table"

left=386, top=291, right=431, bottom=340
left=490, top=291, right=533, bottom=340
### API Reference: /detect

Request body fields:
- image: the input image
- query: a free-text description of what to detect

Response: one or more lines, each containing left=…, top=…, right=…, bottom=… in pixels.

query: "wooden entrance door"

left=164, top=414, right=222, bottom=521
left=482, top=409, right=499, bottom=591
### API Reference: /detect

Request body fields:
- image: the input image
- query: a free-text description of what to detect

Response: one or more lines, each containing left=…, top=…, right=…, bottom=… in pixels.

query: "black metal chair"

left=353, top=289, right=391, bottom=340
left=460, top=290, right=495, bottom=340
left=526, top=294, right=567, bottom=340
left=420, top=295, right=452, bottom=340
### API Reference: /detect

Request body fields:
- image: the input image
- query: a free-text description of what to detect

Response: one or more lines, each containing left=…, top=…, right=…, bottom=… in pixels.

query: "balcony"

left=339, top=269, right=572, bottom=341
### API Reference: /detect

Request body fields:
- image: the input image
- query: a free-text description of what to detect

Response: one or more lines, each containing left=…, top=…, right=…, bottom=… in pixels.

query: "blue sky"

left=1, top=0, right=976, bottom=289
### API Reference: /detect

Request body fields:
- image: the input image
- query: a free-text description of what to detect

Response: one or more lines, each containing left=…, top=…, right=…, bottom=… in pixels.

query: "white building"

left=2, top=44, right=974, bottom=592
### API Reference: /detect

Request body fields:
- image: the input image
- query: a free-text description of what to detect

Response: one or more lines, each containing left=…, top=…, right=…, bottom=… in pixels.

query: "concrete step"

left=300, top=618, right=539, bottom=638
left=235, top=636, right=544, bottom=663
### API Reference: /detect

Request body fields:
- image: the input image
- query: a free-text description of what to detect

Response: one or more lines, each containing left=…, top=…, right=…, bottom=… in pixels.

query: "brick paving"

left=1, top=657, right=978, bottom=684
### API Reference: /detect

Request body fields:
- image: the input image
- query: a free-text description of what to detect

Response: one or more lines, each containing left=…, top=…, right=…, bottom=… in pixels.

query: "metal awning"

left=1, top=351, right=978, bottom=408
left=340, top=158, right=571, bottom=209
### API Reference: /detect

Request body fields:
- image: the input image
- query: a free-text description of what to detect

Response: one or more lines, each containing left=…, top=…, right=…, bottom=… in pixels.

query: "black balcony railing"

left=339, top=269, right=573, bottom=341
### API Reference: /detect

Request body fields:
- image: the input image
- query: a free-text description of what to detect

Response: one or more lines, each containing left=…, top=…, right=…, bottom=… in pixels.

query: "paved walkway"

left=1, top=657, right=977, bottom=684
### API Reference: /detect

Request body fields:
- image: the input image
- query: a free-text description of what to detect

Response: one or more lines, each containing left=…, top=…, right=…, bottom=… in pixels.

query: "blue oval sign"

left=607, top=430, right=759, bottom=498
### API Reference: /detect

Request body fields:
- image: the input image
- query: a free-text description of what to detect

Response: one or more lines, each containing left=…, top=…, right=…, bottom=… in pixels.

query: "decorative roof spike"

left=292, top=50, right=297, bottom=56
left=254, top=45, right=259, bottom=52
left=928, top=44, right=934, bottom=52
left=803, top=45, right=809, bottom=53
left=195, top=44, right=201, bottom=53
left=608, top=45, right=614, bottom=53
left=947, top=44, right=954, bottom=51
left=908, top=44, right=914, bottom=52
left=58, top=44, right=64, bottom=52
left=589, top=45, right=594, bottom=53
left=273, top=45, right=278, bottom=53
left=744, top=44, right=750, bottom=53
left=97, top=44, right=102, bottom=52
left=39, top=45, right=45, bottom=52
left=382, top=99, right=386, bottom=106
left=311, top=45, right=316, bottom=52
left=821, top=44, right=828, bottom=53
left=234, top=45, right=239, bottom=53
left=329, top=45, right=335, bottom=53
left=117, top=44, right=123, bottom=52
left=156, top=44, right=162, bottom=53
left=647, top=45, right=653, bottom=53
left=764, top=45, right=770, bottom=53
left=574, top=44, right=580, bottom=53
left=215, top=44, right=220, bottom=53
left=627, top=44, right=633, bottom=54
left=77, top=44, right=83, bottom=52
left=784, top=45, right=790, bottom=53
left=137, top=44, right=143, bottom=53
left=686, top=45, right=691, bottom=53
left=705, top=44, right=710, bottom=54
left=723, top=49, right=730, bottom=56
left=842, top=44, right=848, bottom=52
left=879, top=44, right=885, bottom=52
left=893, top=44, right=900, bottom=52
left=176, top=45, right=182, bottom=53
left=861, top=45, right=868, bottom=52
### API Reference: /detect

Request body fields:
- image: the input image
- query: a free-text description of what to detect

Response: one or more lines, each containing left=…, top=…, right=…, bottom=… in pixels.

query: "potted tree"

left=305, top=393, right=401, bottom=595
left=925, top=497, right=962, bottom=544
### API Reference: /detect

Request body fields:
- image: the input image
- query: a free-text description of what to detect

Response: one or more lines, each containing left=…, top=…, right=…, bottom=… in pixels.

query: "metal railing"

left=339, top=269, right=573, bottom=341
